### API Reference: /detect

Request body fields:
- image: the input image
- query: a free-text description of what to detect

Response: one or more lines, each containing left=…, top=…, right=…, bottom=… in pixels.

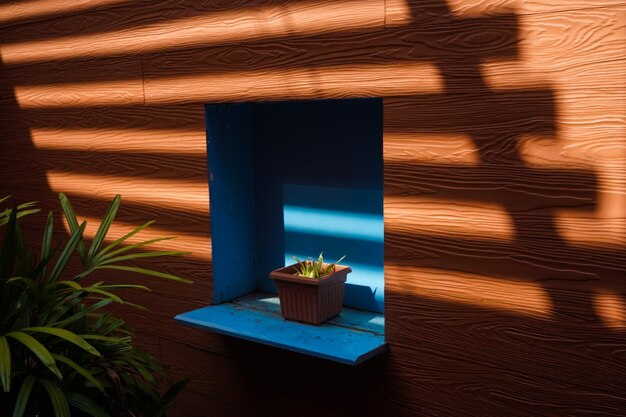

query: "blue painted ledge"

left=175, top=292, right=386, bottom=365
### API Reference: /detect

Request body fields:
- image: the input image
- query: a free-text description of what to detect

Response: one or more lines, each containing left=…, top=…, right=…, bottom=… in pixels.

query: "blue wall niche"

left=206, top=98, right=383, bottom=313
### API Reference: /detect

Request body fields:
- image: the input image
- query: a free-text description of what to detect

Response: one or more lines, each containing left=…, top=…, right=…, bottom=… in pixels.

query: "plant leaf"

left=6, top=332, right=62, bottom=379
left=53, top=298, right=114, bottom=328
left=40, top=379, right=71, bottom=417
left=0, top=201, right=40, bottom=227
left=95, top=220, right=155, bottom=259
left=49, top=221, right=87, bottom=283
left=80, top=335, right=131, bottom=344
left=97, top=284, right=151, bottom=292
left=58, top=193, right=86, bottom=264
left=95, top=265, right=192, bottom=283
left=66, top=392, right=111, bottom=417
left=52, top=354, right=105, bottom=393
left=87, top=195, right=120, bottom=264
left=153, top=377, right=191, bottom=417
left=40, top=211, right=54, bottom=280
left=0, top=336, right=11, bottom=392
left=127, top=358, right=156, bottom=385
left=99, top=250, right=190, bottom=266
left=0, top=207, right=18, bottom=280
left=22, top=327, right=101, bottom=357
left=12, top=375, right=35, bottom=417
left=94, top=237, right=174, bottom=264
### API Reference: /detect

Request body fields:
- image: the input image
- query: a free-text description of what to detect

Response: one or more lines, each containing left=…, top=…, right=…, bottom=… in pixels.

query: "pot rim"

left=270, top=263, right=352, bottom=286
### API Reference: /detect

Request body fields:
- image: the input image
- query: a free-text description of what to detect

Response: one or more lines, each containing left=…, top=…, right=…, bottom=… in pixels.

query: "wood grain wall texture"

left=0, top=1, right=625, bottom=416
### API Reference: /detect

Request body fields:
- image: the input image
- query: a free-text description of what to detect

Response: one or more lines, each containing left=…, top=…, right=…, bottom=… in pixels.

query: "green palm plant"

left=0, top=193, right=191, bottom=417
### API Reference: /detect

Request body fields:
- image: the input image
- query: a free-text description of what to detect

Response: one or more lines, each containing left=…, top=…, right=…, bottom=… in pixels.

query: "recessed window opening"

left=206, top=98, right=384, bottom=313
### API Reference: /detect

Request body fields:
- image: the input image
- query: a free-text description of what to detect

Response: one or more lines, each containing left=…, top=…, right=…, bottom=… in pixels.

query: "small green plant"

left=290, top=252, right=346, bottom=279
left=0, top=193, right=191, bottom=417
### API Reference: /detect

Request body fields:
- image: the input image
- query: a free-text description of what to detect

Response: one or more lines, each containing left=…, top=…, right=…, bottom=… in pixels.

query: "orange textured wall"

left=0, top=1, right=625, bottom=416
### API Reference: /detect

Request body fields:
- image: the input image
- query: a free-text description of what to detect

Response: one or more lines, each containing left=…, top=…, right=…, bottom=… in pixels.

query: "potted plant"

left=270, top=253, right=351, bottom=325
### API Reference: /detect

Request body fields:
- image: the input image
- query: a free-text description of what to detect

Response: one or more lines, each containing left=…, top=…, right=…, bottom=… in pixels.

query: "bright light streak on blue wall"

left=283, top=206, right=382, bottom=242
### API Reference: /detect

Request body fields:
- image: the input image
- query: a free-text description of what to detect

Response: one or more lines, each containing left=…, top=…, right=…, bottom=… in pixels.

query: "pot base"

left=271, top=264, right=351, bottom=325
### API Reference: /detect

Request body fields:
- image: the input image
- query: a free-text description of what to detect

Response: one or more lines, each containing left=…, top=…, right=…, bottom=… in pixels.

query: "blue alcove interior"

left=205, top=98, right=383, bottom=313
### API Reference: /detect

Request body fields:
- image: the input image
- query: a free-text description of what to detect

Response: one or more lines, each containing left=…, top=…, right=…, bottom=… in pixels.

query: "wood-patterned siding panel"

left=3, top=58, right=144, bottom=109
left=14, top=103, right=205, bottom=130
left=382, top=5, right=626, bottom=416
left=1, top=1, right=625, bottom=417
left=383, top=336, right=625, bottom=417
left=142, top=7, right=625, bottom=104
left=386, top=0, right=626, bottom=25
left=0, top=0, right=384, bottom=66
left=0, top=0, right=142, bottom=27
left=160, top=338, right=255, bottom=415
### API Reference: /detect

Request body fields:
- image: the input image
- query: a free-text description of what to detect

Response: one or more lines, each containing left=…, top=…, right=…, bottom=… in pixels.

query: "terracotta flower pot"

left=270, top=263, right=352, bottom=325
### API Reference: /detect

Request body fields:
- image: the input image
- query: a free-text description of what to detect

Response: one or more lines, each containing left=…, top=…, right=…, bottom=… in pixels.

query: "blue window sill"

left=175, top=292, right=386, bottom=365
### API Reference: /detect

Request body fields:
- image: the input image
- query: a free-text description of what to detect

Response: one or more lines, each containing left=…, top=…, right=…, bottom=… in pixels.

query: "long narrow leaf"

left=66, top=392, right=111, bottom=417
left=117, top=300, right=150, bottom=312
left=14, top=209, right=41, bottom=221
left=127, top=358, right=156, bottom=385
left=6, top=331, right=62, bottom=379
left=81, top=286, right=123, bottom=303
left=99, top=250, right=190, bottom=266
left=43, top=297, right=83, bottom=327
left=6, top=276, right=36, bottom=292
left=49, top=221, right=86, bottom=283
left=12, top=375, right=35, bottom=417
left=94, top=236, right=175, bottom=264
left=55, top=282, right=123, bottom=304
left=23, top=327, right=101, bottom=357
left=96, top=220, right=155, bottom=259
left=102, top=318, right=126, bottom=336
left=40, top=211, right=54, bottom=280
left=95, top=265, right=192, bottom=283
left=0, top=336, right=10, bottom=392
left=0, top=202, right=40, bottom=227
left=80, top=335, right=131, bottom=344
left=87, top=195, right=120, bottom=263
left=93, top=313, right=111, bottom=331
left=58, top=193, right=86, bottom=263
left=0, top=207, right=18, bottom=280
left=53, top=299, right=114, bottom=328
left=40, top=379, right=70, bottom=417
left=52, top=354, right=104, bottom=393
left=153, top=377, right=191, bottom=417
left=97, top=284, right=151, bottom=292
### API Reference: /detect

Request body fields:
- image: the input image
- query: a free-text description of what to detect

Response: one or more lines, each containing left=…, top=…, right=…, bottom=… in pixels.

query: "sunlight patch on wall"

left=385, top=197, right=515, bottom=242
left=284, top=206, right=382, bottom=242
left=593, top=292, right=626, bottom=330
left=1, top=0, right=383, bottom=65
left=46, top=171, right=210, bottom=214
left=386, top=265, right=552, bottom=318
left=519, top=133, right=626, bottom=248
left=13, top=61, right=442, bottom=108
left=60, top=215, right=212, bottom=261
left=31, top=127, right=206, bottom=156
left=13, top=80, right=144, bottom=109
left=144, top=62, right=443, bottom=104
left=436, top=0, right=517, bottom=18
left=481, top=60, right=554, bottom=90
left=0, top=0, right=134, bottom=25
left=384, top=133, right=480, bottom=164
